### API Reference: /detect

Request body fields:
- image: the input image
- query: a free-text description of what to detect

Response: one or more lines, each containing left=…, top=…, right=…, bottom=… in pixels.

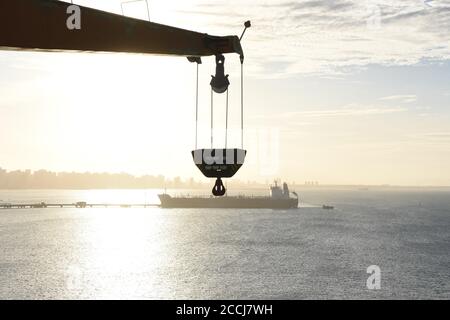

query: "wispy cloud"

left=175, top=0, right=450, bottom=77
left=254, top=105, right=407, bottom=120
left=379, top=94, right=417, bottom=103
left=283, top=106, right=407, bottom=118
left=407, top=131, right=450, bottom=143
left=423, top=132, right=450, bottom=140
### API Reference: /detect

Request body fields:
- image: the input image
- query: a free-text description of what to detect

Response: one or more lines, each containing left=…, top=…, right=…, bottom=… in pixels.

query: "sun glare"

left=74, top=208, right=171, bottom=298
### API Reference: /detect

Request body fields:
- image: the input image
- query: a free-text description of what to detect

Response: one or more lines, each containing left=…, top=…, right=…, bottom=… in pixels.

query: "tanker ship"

left=158, top=182, right=298, bottom=209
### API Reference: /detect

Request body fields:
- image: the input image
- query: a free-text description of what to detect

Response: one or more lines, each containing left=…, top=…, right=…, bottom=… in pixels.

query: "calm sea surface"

left=0, top=188, right=449, bottom=299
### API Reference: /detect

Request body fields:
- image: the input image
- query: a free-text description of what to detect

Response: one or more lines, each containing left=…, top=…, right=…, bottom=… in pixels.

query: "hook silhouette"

left=212, top=178, right=226, bottom=197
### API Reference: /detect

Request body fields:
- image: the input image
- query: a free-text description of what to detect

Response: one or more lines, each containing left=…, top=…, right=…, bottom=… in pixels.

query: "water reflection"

left=70, top=208, right=172, bottom=299
left=1, top=189, right=449, bottom=299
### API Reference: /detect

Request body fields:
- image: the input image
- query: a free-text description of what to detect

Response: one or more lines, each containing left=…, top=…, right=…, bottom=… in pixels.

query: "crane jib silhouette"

left=0, top=0, right=251, bottom=197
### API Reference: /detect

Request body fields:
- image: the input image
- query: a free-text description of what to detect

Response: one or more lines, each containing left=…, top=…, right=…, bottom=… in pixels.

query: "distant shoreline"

left=0, top=185, right=449, bottom=191
left=1, top=167, right=449, bottom=191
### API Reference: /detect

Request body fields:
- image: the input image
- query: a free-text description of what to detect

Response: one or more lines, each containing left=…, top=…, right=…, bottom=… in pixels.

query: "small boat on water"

left=322, top=205, right=334, bottom=210
left=159, top=181, right=299, bottom=209
left=31, top=202, right=47, bottom=208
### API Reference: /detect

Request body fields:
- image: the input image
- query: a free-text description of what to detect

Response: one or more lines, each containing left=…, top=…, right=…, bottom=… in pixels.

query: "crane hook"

left=212, top=178, right=226, bottom=197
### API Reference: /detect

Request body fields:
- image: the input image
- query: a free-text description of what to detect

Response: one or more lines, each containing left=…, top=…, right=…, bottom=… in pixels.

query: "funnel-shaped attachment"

left=192, top=148, right=246, bottom=178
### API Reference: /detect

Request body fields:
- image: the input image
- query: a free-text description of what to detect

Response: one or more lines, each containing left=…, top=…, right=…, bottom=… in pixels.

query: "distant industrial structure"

left=304, top=181, right=320, bottom=186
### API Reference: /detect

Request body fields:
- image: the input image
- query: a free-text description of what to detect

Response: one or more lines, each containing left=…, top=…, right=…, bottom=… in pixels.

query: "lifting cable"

left=225, top=88, right=229, bottom=149
left=241, top=62, right=244, bottom=149
left=211, top=87, right=214, bottom=149
left=197, top=59, right=245, bottom=150
left=195, top=62, right=199, bottom=150
left=211, top=87, right=229, bottom=150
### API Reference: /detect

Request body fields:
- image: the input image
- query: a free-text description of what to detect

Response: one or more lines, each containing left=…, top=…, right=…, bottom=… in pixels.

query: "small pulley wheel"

left=210, top=54, right=230, bottom=94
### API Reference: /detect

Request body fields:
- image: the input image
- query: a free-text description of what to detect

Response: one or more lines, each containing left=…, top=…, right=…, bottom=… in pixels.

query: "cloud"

left=407, top=132, right=450, bottom=144
left=283, top=106, right=407, bottom=118
left=379, top=95, right=417, bottom=103
left=174, top=0, right=450, bottom=77
left=254, top=105, right=407, bottom=120
left=423, top=132, right=450, bottom=140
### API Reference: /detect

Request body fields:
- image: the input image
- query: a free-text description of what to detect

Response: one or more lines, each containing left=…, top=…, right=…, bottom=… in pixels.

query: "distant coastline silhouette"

left=0, top=167, right=265, bottom=190
left=0, top=167, right=194, bottom=189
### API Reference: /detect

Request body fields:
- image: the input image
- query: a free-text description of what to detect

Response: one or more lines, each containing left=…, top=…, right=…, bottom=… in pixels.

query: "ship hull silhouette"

left=159, top=182, right=298, bottom=209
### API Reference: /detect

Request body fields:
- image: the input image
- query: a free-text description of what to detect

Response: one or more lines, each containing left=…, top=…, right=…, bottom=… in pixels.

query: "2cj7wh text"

left=177, top=304, right=273, bottom=317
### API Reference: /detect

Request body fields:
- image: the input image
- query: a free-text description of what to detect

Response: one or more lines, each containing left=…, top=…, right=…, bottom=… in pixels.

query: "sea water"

left=0, top=189, right=449, bottom=299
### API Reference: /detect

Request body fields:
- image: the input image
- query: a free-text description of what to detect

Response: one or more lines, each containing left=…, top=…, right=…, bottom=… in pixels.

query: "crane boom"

left=0, top=0, right=244, bottom=59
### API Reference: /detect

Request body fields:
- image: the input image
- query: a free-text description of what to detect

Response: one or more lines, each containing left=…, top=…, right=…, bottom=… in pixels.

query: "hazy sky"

left=1, top=0, right=450, bottom=185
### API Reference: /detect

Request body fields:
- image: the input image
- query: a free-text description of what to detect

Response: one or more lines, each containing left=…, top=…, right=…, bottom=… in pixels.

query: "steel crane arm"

left=0, top=0, right=244, bottom=59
